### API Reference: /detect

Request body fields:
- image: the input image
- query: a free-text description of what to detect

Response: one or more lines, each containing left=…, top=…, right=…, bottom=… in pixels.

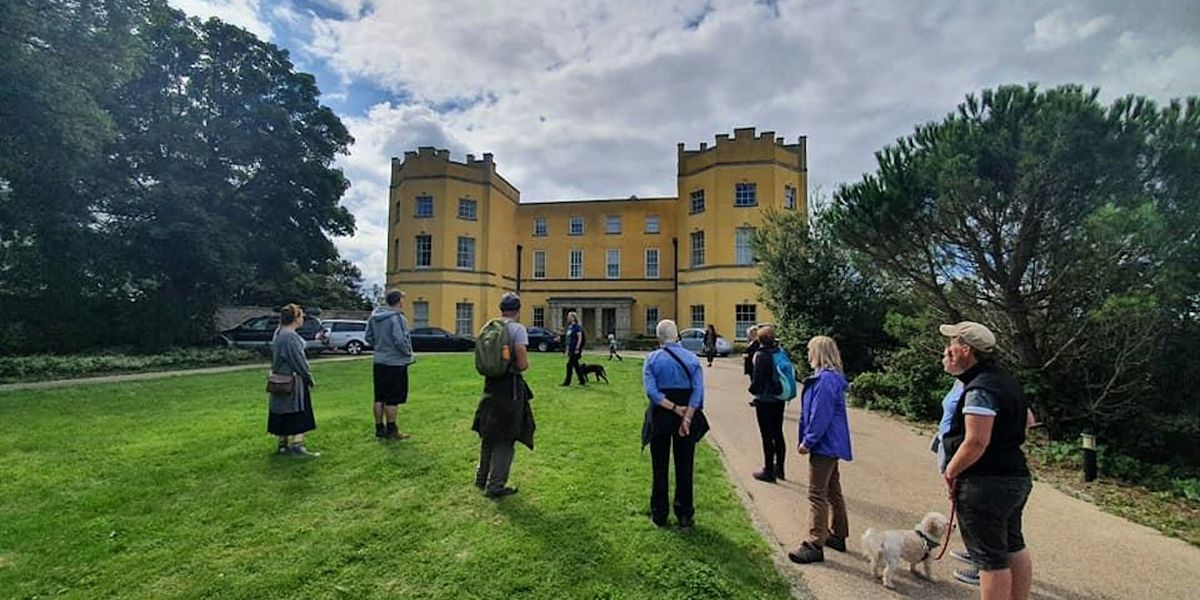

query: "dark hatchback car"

left=218, top=315, right=326, bottom=354
left=526, top=326, right=562, bottom=352
left=410, top=327, right=476, bottom=352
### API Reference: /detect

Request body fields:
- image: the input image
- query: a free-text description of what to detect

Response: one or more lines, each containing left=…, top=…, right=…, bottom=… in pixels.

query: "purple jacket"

left=799, top=369, right=852, bottom=461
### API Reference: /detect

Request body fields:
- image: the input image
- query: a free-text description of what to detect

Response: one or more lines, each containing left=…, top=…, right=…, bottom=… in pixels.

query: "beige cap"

left=939, top=321, right=996, bottom=353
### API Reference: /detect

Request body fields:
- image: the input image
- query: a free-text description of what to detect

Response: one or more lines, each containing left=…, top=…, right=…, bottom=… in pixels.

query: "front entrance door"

left=582, top=308, right=597, bottom=343
left=602, top=308, right=616, bottom=338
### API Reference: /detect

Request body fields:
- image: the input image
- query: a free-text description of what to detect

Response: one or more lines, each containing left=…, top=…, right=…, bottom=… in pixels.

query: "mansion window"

left=689, top=189, right=705, bottom=214
left=533, top=217, right=548, bottom=236
left=458, top=198, right=477, bottom=220
left=735, top=227, right=756, bottom=265
left=735, top=182, right=757, bottom=207
left=690, top=305, right=705, bottom=329
left=606, top=249, right=620, bottom=278
left=414, top=235, right=432, bottom=268
left=645, top=306, right=659, bottom=336
left=532, top=306, right=546, bottom=328
left=533, top=250, right=546, bottom=279
left=569, top=216, right=584, bottom=236
left=645, top=248, right=660, bottom=279
left=415, top=194, right=434, bottom=218
left=569, top=249, right=583, bottom=279
left=735, top=304, right=757, bottom=341
left=412, top=301, right=429, bottom=329
left=606, top=215, right=621, bottom=234
left=690, top=231, right=705, bottom=268
left=645, top=214, right=660, bottom=234
left=456, top=236, right=475, bottom=269
left=784, top=185, right=797, bottom=210
left=455, top=303, right=474, bottom=336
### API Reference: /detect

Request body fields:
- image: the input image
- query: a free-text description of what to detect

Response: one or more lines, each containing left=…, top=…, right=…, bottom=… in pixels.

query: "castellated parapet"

left=392, top=147, right=518, bottom=203
left=676, top=127, right=806, bottom=177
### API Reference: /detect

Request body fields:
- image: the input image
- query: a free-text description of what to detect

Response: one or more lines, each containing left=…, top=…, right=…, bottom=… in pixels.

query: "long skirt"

left=267, top=386, right=316, bottom=436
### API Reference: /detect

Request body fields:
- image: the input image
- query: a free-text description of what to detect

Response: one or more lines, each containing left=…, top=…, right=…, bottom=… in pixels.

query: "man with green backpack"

left=747, top=325, right=797, bottom=483
left=471, top=292, right=535, bottom=498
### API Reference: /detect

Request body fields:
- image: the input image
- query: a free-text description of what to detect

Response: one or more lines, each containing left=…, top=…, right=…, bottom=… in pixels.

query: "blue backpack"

left=772, top=350, right=798, bottom=401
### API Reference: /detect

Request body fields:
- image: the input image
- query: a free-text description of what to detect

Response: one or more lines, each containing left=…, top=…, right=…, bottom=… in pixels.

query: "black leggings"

left=755, top=401, right=786, bottom=472
left=563, top=352, right=585, bottom=384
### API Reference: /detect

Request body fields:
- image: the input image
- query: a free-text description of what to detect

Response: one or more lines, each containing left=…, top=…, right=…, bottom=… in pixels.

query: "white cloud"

left=170, top=0, right=1200, bottom=289
left=1027, top=5, right=1114, bottom=52
left=169, top=0, right=274, bottom=40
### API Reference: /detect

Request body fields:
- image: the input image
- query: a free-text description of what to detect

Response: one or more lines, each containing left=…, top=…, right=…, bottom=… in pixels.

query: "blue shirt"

left=643, top=343, right=704, bottom=409
left=566, top=323, right=583, bottom=352
left=938, top=381, right=965, bottom=438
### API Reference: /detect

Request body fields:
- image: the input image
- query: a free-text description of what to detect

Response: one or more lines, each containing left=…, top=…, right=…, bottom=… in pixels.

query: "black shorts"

left=373, top=363, right=409, bottom=406
left=956, top=476, right=1032, bottom=571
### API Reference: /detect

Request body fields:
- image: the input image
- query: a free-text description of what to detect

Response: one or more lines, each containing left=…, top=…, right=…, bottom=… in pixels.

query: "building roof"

left=545, top=297, right=637, bottom=304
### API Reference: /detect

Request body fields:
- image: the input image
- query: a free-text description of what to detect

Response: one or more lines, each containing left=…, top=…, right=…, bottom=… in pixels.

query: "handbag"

left=266, top=372, right=294, bottom=395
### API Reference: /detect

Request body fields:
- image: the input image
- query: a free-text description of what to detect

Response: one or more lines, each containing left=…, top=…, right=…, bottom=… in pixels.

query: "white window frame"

left=734, top=182, right=757, bottom=207
left=735, top=304, right=757, bottom=341
left=644, top=306, right=659, bottom=336
left=644, top=247, right=660, bottom=279
left=415, top=195, right=434, bottom=218
left=569, top=248, right=583, bottom=279
left=784, top=185, right=796, bottom=210
left=569, top=216, right=584, bottom=236
left=415, top=234, right=432, bottom=268
left=456, top=236, right=475, bottom=270
left=458, top=198, right=477, bottom=220
left=605, top=215, right=621, bottom=234
left=690, top=231, right=705, bottom=268
left=412, top=301, right=430, bottom=329
left=606, top=248, right=620, bottom=279
left=533, top=216, right=548, bottom=236
left=690, top=305, right=705, bottom=330
left=645, top=214, right=660, bottom=234
left=532, top=250, right=546, bottom=279
left=735, top=227, right=756, bottom=265
left=532, top=306, right=546, bottom=328
left=690, top=189, right=705, bottom=214
left=455, top=303, right=474, bottom=336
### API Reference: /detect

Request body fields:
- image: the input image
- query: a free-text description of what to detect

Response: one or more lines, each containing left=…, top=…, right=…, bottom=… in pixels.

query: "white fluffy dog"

left=861, top=512, right=951, bottom=589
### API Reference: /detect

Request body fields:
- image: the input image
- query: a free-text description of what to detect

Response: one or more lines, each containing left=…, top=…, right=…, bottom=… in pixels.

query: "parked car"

left=319, top=319, right=371, bottom=355
left=410, top=327, right=476, bottom=352
left=679, top=327, right=733, bottom=356
left=218, top=315, right=326, bottom=354
left=526, top=326, right=562, bottom=352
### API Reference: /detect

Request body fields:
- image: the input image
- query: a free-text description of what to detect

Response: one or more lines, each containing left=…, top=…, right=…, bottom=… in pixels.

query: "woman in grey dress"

left=268, top=304, right=318, bottom=457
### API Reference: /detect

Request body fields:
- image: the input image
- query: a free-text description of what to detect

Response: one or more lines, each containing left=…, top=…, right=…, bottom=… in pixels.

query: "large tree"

left=827, top=85, right=1199, bottom=458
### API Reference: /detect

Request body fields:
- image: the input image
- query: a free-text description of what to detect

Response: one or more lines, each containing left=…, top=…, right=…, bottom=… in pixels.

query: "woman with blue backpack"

left=747, top=326, right=796, bottom=483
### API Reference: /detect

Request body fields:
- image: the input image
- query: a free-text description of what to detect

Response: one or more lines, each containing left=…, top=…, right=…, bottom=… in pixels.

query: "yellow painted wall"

left=386, top=129, right=806, bottom=340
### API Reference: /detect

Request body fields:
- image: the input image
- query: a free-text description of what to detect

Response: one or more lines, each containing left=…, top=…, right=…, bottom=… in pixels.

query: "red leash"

left=934, top=483, right=958, bottom=561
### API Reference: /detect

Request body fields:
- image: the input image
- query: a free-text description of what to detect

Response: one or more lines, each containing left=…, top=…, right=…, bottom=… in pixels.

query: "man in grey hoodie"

left=366, top=290, right=415, bottom=439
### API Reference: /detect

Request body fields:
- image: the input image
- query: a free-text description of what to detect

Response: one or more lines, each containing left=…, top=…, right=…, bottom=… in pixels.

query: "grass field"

left=0, top=354, right=792, bottom=599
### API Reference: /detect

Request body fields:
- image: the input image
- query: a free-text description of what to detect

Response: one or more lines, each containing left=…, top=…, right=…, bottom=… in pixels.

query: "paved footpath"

left=700, top=357, right=1200, bottom=600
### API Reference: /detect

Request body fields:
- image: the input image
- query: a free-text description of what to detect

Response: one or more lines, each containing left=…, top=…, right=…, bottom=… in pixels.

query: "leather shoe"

left=788, top=542, right=824, bottom=564
left=825, top=536, right=847, bottom=553
left=752, top=470, right=777, bottom=483
left=484, top=486, right=518, bottom=499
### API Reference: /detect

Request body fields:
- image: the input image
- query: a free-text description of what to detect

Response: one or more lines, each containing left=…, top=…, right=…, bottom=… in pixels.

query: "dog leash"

left=934, top=483, right=958, bottom=561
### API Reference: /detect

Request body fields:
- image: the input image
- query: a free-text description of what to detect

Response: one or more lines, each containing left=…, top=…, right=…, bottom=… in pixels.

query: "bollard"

left=1081, top=433, right=1098, bottom=483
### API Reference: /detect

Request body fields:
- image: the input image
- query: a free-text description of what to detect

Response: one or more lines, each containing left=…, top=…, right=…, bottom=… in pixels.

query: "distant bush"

left=622, top=335, right=659, bottom=352
left=0, top=348, right=265, bottom=384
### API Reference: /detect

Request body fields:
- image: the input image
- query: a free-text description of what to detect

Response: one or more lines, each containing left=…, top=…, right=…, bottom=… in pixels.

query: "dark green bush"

left=0, top=348, right=265, bottom=384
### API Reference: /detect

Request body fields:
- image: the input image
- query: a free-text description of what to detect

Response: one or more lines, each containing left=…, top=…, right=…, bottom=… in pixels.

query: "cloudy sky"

left=170, top=0, right=1200, bottom=288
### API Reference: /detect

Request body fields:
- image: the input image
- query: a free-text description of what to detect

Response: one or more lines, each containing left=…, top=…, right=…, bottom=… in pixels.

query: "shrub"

left=0, top=348, right=265, bottom=383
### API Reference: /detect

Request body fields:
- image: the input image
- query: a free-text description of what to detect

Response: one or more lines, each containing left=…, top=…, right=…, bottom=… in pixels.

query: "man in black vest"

left=940, top=321, right=1033, bottom=600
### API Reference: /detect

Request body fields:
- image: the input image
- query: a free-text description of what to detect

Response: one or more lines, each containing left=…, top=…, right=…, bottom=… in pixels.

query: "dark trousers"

left=754, top=401, right=786, bottom=472
left=562, top=352, right=585, bottom=384
left=475, top=439, right=515, bottom=494
left=650, top=413, right=696, bottom=522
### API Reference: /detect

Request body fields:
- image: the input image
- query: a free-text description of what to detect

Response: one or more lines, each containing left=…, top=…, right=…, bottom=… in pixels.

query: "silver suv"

left=320, top=319, right=372, bottom=355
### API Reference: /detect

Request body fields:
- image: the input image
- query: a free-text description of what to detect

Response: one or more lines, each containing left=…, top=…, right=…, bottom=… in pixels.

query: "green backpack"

left=475, top=318, right=513, bottom=378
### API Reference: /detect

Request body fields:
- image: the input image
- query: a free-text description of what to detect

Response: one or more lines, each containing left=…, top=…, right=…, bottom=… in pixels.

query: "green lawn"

left=0, top=354, right=792, bottom=599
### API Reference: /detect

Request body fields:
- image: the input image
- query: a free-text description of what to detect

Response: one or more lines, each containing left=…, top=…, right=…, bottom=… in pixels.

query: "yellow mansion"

left=385, top=127, right=807, bottom=343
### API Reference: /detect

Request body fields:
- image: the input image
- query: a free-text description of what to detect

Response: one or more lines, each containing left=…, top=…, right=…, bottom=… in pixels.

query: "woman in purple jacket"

left=788, top=335, right=852, bottom=565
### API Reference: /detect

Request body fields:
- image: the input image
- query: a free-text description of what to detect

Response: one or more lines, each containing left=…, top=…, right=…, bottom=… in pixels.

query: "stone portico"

left=546, top=297, right=635, bottom=340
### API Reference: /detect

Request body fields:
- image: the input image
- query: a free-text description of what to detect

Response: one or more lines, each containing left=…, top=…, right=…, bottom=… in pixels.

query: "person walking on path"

left=267, top=304, right=319, bottom=457
left=940, top=321, right=1034, bottom=600
left=607, top=331, right=623, bottom=361
left=788, top=336, right=852, bottom=564
left=641, top=319, right=708, bottom=528
left=366, top=289, right=414, bottom=440
left=561, top=311, right=586, bottom=386
left=703, top=324, right=718, bottom=367
left=748, top=326, right=787, bottom=482
left=471, top=293, right=535, bottom=499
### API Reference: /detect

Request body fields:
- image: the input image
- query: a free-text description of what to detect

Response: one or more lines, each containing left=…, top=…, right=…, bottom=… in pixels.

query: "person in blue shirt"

left=560, top=311, right=586, bottom=386
left=788, top=335, right=852, bottom=565
left=641, top=319, right=707, bottom=528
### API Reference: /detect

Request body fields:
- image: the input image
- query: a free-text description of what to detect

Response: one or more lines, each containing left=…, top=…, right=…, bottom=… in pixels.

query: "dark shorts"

left=373, top=363, right=409, bottom=406
left=956, top=476, right=1032, bottom=571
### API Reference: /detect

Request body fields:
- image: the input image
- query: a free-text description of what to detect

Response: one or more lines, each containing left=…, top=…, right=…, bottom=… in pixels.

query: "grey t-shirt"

left=506, top=321, right=528, bottom=348
left=962, top=388, right=998, bottom=418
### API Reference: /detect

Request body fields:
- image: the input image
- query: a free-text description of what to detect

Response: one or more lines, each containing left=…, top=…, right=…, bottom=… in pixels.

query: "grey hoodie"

left=365, top=306, right=414, bottom=366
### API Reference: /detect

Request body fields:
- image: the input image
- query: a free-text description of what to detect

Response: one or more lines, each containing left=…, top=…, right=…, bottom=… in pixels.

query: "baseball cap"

left=499, top=292, right=521, bottom=311
left=939, top=321, right=996, bottom=353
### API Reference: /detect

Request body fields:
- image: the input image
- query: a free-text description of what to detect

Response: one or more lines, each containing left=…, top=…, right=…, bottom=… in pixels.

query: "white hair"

left=656, top=319, right=679, bottom=345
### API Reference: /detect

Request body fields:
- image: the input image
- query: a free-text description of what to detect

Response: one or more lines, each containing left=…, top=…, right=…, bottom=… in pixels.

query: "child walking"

left=607, top=331, right=623, bottom=361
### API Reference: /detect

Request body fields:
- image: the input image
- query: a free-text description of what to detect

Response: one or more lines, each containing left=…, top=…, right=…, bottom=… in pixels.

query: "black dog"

left=578, top=363, right=609, bottom=383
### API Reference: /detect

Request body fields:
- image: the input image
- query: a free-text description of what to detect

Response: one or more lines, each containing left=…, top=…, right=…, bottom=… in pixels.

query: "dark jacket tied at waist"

left=472, top=374, right=536, bottom=450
